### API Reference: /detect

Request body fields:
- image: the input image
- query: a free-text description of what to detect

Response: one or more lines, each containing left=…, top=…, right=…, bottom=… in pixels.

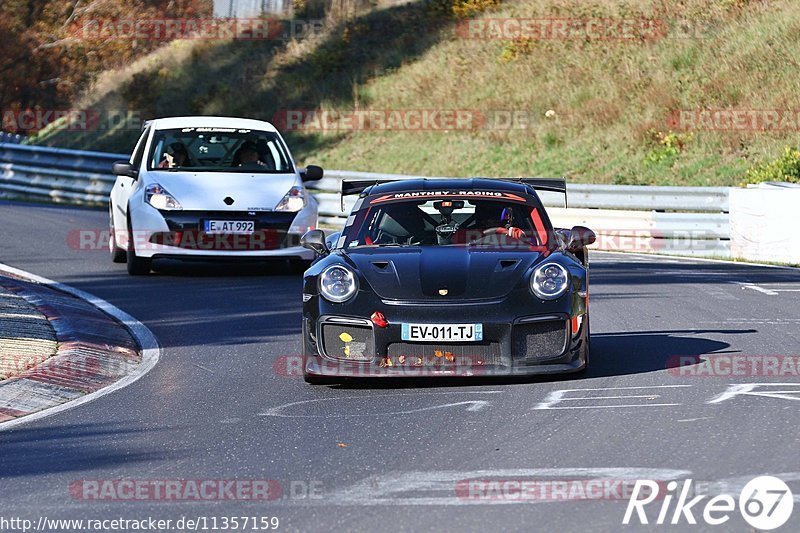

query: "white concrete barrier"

left=730, top=183, right=800, bottom=264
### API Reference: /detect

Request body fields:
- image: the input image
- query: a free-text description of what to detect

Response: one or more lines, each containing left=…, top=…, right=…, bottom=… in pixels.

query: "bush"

left=744, top=146, right=800, bottom=184
left=427, top=0, right=499, bottom=19
left=499, top=38, right=532, bottom=62
left=643, top=129, right=693, bottom=166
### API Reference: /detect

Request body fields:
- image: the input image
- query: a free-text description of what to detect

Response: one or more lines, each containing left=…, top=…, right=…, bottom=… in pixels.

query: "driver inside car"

left=157, top=142, right=190, bottom=169
left=451, top=201, right=528, bottom=244
left=233, top=141, right=267, bottom=169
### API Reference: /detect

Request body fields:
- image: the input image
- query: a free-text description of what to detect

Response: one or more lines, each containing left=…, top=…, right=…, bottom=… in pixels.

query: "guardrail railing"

left=0, top=143, right=123, bottom=204
left=0, top=133, right=24, bottom=144
left=0, top=142, right=732, bottom=256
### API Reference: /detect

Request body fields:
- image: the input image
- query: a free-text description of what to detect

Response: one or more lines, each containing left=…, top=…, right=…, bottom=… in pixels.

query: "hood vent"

left=497, top=259, right=520, bottom=271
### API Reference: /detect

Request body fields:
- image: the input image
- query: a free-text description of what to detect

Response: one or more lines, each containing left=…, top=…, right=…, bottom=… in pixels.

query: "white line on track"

left=0, top=262, right=161, bottom=432
left=738, top=283, right=779, bottom=295
left=259, top=391, right=506, bottom=418
left=595, top=250, right=800, bottom=271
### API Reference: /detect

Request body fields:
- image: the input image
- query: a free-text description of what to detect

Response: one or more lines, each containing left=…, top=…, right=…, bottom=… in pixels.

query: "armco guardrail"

left=0, top=143, right=123, bottom=204
left=0, top=133, right=24, bottom=144
left=311, top=170, right=731, bottom=257
left=0, top=143, right=731, bottom=257
left=314, top=171, right=730, bottom=215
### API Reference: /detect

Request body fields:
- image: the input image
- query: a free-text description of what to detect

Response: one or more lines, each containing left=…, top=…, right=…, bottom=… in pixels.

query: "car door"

left=111, top=126, right=150, bottom=228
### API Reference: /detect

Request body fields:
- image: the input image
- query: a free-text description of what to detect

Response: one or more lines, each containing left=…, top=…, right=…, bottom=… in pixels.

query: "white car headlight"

left=530, top=262, right=569, bottom=300
left=275, top=186, right=306, bottom=212
left=145, top=183, right=182, bottom=210
left=319, top=265, right=358, bottom=303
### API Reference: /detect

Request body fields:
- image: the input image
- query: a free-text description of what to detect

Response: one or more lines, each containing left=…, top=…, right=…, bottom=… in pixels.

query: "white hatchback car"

left=109, top=116, right=322, bottom=275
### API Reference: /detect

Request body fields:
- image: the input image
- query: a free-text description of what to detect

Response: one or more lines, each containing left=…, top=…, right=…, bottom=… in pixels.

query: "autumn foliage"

left=0, top=0, right=212, bottom=133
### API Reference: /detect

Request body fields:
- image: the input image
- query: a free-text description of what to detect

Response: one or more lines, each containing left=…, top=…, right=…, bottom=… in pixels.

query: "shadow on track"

left=321, top=328, right=754, bottom=390
left=591, top=257, right=800, bottom=286
left=0, top=422, right=184, bottom=477
left=56, top=261, right=306, bottom=348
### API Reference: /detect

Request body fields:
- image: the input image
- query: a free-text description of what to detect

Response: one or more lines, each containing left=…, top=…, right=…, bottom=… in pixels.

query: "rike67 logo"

left=623, top=476, right=793, bottom=530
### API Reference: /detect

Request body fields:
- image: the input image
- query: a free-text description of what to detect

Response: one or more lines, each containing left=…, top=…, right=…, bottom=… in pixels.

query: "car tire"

left=109, top=205, right=127, bottom=263
left=579, top=314, right=590, bottom=373
left=126, top=216, right=152, bottom=275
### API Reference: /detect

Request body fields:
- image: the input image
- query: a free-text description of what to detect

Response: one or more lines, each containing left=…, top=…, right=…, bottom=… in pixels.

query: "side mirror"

left=325, top=231, right=341, bottom=250
left=300, top=165, right=323, bottom=182
left=301, top=229, right=329, bottom=256
left=567, top=226, right=596, bottom=251
left=112, top=161, right=137, bottom=178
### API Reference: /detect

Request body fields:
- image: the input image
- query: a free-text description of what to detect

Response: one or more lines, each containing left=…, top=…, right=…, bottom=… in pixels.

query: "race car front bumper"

left=301, top=311, right=588, bottom=378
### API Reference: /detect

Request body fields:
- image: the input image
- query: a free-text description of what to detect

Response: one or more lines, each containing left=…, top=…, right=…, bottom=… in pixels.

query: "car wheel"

left=109, top=205, right=127, bottom=263
left=126, top=215, right=152, bottom=275
left=579, top=314, right=590, bottom=373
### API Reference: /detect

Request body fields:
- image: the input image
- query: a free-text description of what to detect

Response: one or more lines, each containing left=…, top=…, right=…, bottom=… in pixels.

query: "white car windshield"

left=148, top=127, right=294, bottom=173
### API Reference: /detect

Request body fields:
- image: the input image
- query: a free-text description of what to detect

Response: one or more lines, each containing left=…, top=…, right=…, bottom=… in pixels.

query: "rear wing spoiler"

left=339, top=176, right=568, bottom=210
left=341, top=179, right=396, bottom=197
left=516, top=177, right=567, bottom=207
left=340, top=179, right=397, bottom=211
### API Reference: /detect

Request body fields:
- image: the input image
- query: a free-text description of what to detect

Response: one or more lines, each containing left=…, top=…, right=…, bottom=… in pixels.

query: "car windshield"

left=342, top=197, right=550, bottom=249
left=147, top=127, right=294, bottom=173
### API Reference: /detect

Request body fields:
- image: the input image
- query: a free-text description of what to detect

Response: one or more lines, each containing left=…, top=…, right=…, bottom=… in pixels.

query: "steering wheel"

left=482, top=227, right=527, bottom=238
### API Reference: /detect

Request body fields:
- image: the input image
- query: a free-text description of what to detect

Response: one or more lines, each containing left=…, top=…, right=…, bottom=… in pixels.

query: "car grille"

left=149, top=230, right=287, bottom=251
left=153, top=211, right=299, bottom=251
left=512, top=319, right=568, bottom=360
left=321, top=323, right=373, bottom=362
left=387, top=342, right=504, bottom=367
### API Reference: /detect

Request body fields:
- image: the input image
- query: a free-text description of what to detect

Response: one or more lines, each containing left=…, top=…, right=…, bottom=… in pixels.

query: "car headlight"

left=319, top=265, right=358, bottom=303
left=530, top=262, right=569, bottom=300
left=145, top=183, right=182, bottom=210
left=275, top=186, right=306, bottom=212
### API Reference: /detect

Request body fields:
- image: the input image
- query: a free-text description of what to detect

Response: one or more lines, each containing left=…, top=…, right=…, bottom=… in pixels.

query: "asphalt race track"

left=1, top=200, right=800, bottom=532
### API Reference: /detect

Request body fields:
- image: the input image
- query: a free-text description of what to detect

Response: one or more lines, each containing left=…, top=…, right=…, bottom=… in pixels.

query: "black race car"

left=299, top=177, right=595, bottom=382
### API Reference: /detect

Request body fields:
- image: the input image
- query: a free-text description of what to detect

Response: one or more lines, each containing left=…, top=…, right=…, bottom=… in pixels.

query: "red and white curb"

left=0, top=262, right=160, bottom=431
